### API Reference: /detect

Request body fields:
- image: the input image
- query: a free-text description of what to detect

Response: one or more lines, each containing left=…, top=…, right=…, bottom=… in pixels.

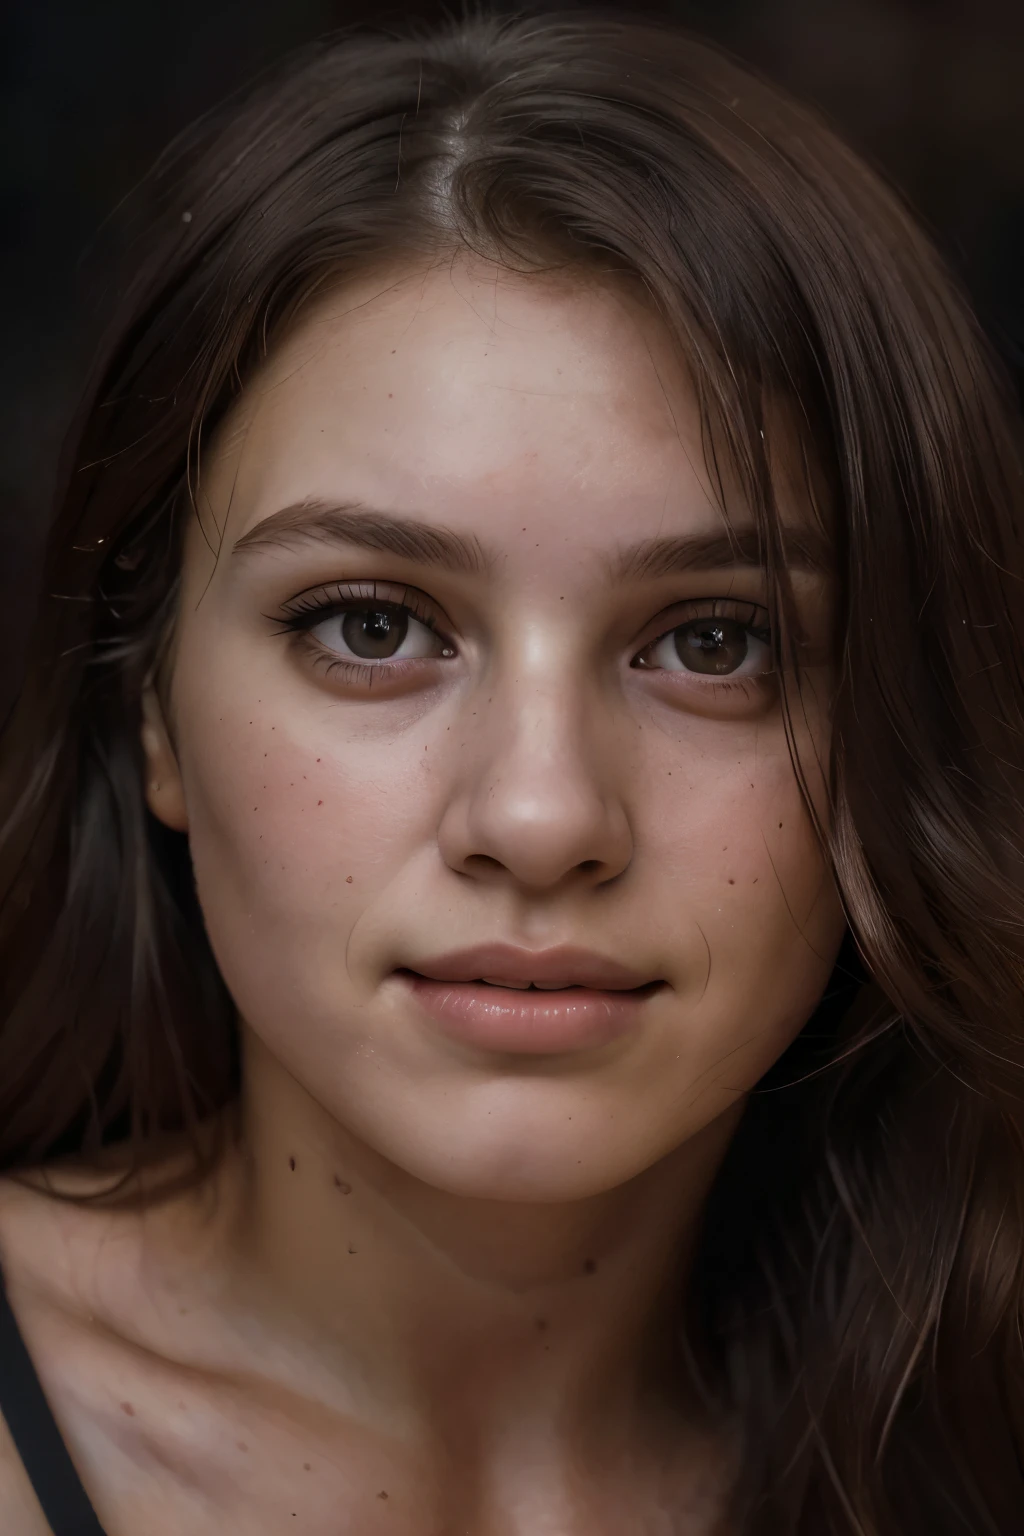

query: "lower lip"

left=400, top=973, right=658, bottom=1055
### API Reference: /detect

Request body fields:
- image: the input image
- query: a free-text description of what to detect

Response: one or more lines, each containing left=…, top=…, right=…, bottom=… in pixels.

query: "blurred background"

left=2, top=0, right=1022, bottom=700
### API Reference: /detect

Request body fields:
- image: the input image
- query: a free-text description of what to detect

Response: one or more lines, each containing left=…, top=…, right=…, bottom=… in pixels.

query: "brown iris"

left=675, top=617, right=752, bottom=675
left=341, top=605, right=409, bottom=659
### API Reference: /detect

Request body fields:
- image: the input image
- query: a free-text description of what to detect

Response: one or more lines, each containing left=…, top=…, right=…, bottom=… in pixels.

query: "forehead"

left=197, top=259, right=730, bottom=553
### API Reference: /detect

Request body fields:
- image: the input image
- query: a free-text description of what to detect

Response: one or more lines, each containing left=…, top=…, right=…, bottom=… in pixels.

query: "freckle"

left=334, top=1176, right=352, bottom=1194
left=346, top=875, right=353, bottom=884
left=237, top=1441, right=249, bottom=1452
left=728, top=878, right=735, bottom=884
left=303, top=1462, right=311, bottom=1471
left=753, top=877, right=759, bottom=883
left=377, top=1490, right=389, bottom=1500
left=348, top=1245, right=358, bottom=1255
left=316, top=757, right=321, bottom=762
left=120, top=1402, right=135, bottom=1416
left=289, top=1156, right=296, bottom=1171
left=388, top=392, right=393, bottom=398
left=535, top=1316, right=548, bottom=1331
left=779, top=821, right=783, bottom=828
left=318, top=800, right=323, bottom=806
left=584, top=1258, right=597, bottom=1275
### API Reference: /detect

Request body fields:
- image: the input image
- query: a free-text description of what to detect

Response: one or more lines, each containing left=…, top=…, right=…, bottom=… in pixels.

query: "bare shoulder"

left=0, top=1155, right=238, bottom=1536
left=0, top=1174, right=115, bottom=1535
left=0, top=1164, right=143, bottom=1326
left=0, top=1132, right=230, bottom=1316
left=0, top=1413, right=52, bottom=1536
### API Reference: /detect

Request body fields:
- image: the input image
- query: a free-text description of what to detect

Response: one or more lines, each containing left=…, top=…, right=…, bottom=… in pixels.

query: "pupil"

left=341, top=606, right=408, bottom=659
left=676, top=618, right=748, bottom=675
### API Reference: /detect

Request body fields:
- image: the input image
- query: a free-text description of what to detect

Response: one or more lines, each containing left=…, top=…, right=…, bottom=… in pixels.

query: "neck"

left=214, top=1031, right=740, bottom=1446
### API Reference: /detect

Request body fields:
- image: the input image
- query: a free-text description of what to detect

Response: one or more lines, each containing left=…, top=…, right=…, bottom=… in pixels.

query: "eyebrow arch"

left=231, top=499, right=489, bottom=575
left=231, top=497, right=830, bottom=581
left=614, top=525, right=832, bottom=580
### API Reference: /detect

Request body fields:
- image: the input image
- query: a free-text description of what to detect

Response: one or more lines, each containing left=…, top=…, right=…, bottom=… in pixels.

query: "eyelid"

left=632, top=596, right=772, bottom=651
left=273, top=578, right=451, bottom=635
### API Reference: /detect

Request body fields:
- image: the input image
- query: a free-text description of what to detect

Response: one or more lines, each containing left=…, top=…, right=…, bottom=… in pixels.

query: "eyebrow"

left=231, top=500, right=489, bottom=574
left=615, top=526, right=832, bottom=580
left=231, top=498, right=830, bottom=579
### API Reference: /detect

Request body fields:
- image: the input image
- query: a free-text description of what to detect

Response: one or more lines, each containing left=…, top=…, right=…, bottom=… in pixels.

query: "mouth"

left=400, top=943, right=659, bottom=993
left=395, top=945, right=664, bottom=1055
left=397, top=971, right=663, bottom=997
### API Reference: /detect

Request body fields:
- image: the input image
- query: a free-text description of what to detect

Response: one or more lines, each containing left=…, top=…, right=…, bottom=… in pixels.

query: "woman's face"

left=146, top=259, right=845, bottom=1201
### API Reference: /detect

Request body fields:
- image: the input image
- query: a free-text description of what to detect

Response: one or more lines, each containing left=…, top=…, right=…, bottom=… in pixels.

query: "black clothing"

left=0, top=1267, right=107, bottom=1535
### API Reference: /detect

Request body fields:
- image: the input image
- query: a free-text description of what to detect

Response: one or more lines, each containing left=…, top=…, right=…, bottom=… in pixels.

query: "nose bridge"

left=438, top=640, right=633, bottom=890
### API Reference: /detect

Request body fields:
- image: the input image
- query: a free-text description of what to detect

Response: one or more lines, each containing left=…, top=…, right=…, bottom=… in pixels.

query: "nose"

left=436, top=673, right=634, bottom=892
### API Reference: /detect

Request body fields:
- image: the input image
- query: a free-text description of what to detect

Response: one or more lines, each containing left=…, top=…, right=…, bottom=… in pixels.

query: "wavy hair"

left=1, top=11, right=1022, bottom=1531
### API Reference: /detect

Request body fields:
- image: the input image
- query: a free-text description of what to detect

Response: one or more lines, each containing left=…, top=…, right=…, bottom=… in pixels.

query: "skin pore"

left=0, top=259, right=845, bottom=1535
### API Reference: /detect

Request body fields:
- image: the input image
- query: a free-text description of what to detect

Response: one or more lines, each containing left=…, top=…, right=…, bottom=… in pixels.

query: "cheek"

left=171, top=672, right=438, bottom=1024
left=640, top=722, right=843, bottom=1083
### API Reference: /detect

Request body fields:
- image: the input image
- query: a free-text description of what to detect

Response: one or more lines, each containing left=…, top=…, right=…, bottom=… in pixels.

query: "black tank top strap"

left=0, top=1265, right=108, bottom=1535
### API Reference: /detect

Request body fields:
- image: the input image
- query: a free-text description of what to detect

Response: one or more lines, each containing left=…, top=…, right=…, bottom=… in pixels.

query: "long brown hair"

left=1, top=11, right=1022, bottom=1531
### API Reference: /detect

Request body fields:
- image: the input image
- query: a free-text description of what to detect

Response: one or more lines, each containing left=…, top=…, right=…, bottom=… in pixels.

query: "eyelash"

left=272, top=584, right=774, bottom=694
left=273, top=580, right=452, bottom=687
left=633, top=598, right=774, bottom=697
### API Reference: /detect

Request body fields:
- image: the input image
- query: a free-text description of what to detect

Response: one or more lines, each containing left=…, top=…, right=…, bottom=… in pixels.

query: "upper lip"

left=403, top=944, right=657, bottom=991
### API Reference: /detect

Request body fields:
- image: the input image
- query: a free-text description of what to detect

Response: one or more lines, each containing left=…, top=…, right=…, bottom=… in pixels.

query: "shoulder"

left=0, top=1422, right=52, bottom=1536
left=0, top=1179, right=90, bottom=1534
left=0, top=1131, right=231, bottom=1320
left=0, top=1166, right=141, bottom=1322
left=0, top=1161, right=233, bottom=1535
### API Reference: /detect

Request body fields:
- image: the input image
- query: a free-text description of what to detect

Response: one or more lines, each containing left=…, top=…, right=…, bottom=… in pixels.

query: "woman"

left=0, top=10, right=1021, bottom=1534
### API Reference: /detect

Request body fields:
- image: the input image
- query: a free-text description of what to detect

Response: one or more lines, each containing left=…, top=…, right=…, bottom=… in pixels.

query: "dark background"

left=2, top=0, right=1022, bottom=694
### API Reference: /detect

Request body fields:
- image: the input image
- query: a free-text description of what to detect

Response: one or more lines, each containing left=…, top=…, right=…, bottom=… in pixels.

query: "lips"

left=396, top=945, right=662, bottom=1055
left=402, top=943, right=656, bottom=993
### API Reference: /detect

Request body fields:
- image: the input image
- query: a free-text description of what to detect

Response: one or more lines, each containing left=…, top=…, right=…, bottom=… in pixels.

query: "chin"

left=350, top=1093, right=680, bottom=1204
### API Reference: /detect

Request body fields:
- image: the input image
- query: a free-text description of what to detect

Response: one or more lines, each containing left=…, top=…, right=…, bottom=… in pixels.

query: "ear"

left=140, top=685, right=189, bottom=832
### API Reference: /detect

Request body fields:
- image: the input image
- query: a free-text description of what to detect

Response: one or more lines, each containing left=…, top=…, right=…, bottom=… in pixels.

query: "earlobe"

left=140, top=686, right=189, bottom=832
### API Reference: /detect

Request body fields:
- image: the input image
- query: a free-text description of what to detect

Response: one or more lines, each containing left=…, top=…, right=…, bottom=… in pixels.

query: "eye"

left=307, top=602, right=451, bottom=664
left=635, top=612, right=772, bottom=678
